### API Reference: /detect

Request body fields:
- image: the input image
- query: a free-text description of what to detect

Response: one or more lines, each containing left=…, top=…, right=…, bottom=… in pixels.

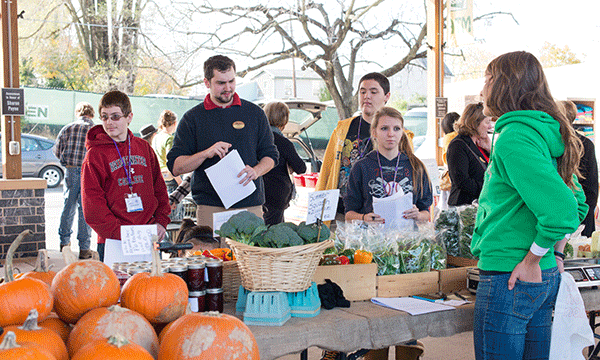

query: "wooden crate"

left=312, top=263, right=377, bottom=301
left=376, top=271, right=439, bottom=298
left=447, top=255, right=478, bottom=267
left=439, top=266, right=474, bottom=294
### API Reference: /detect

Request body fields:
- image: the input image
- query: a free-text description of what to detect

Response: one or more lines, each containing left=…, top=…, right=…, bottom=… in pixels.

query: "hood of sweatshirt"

left=494, top=110, right=564, bottom=158
left=86, top=124, right=134, bottom=150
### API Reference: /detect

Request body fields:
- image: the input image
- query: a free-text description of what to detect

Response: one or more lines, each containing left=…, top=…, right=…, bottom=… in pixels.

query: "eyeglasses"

left=100, top=113, right=128, bottom=122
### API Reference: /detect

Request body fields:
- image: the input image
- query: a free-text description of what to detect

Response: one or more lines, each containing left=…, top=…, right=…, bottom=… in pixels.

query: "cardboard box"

left=438, top=266, right=474, bottom=294
left=376, top=271, right=439, bottom=297
left=312, top=263, right=377, bottom=301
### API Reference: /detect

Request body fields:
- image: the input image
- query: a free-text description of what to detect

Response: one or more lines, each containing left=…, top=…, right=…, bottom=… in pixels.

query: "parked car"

left=0, top=133, right=65, bottom=188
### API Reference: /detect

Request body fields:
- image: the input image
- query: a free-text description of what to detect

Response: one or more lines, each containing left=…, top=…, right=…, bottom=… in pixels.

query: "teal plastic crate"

left=287, top=281, right=321, bottom=318
left=236, top=286, right=251, bottom=314
left=243, top=291, right=291, bottom=326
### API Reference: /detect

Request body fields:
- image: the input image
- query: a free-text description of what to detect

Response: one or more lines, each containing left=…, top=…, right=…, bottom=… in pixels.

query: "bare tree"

left=154, top=0, right=428, bottom=119
left=62, top=0, right=146, bottom=93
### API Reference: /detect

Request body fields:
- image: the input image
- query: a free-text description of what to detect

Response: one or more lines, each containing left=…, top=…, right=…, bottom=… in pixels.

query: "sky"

left=473, top=0, right=599, bottom=61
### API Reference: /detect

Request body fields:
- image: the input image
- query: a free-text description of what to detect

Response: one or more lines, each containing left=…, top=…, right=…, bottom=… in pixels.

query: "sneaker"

left=321, top=350, right=341, bottom=360
left=61, top=243, right=71, bottom=251
left=78, top=249, right=94, bottom=260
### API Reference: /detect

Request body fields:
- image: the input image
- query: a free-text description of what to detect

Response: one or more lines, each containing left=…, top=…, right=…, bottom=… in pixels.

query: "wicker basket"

left=223, top=260, right=242, bottom=303
left=225, top=239, right=334, bottom=292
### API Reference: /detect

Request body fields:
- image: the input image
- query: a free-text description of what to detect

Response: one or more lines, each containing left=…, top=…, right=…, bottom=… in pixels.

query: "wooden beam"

left=426, top=0, right=444, bottom=166
left=1, top=0, right=22, bottom=179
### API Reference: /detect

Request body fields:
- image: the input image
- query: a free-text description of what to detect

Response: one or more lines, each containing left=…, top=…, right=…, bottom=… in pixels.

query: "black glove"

left=317, top=279, right=350, bottom=310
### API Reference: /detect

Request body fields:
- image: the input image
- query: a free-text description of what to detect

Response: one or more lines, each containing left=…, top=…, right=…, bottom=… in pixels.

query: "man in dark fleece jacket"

left=167, top=55, right=278, bottom=228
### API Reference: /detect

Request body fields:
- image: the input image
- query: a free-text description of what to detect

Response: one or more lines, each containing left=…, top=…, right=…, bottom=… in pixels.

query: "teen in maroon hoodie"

left=82, top=90, right=170, bottom=261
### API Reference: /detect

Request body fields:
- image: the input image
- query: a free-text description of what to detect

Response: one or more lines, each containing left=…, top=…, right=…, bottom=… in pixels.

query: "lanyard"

left=477, top=146, right=490, bottom=163
left=112, top=135, right=133, bottom=193
left=376, top=151, right=402, bottom=196
left=356, top=117, right=371, bottom=158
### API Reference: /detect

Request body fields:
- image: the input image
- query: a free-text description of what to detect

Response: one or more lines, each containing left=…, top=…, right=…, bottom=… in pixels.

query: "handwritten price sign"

left=306, top=189, right=339, bottom=225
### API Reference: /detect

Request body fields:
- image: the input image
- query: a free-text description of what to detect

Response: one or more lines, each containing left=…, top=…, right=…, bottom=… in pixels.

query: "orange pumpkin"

left=14, top=249, right=57, bottom=286
left=50, top=254, right=120, bottom=324
left=39, top=313, right=72, bottom=343
left=158, top=312, right=260, bottom=360
left=1, top=309, right=68, bottom=360
left=0, top=230, right=53, bottom=327
left=0, top=331, right=56, bottom=360
left=120, top=241, right=188, bottom=324
left=67, top=305, right=159, bottom=358
left=71, top=333, right=154, bottom=360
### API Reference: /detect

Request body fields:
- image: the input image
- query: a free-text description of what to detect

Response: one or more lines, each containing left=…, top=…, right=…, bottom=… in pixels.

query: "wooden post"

left=426, top=0, right=444, bottom=166
left=1, top=0, right=22, bottom=179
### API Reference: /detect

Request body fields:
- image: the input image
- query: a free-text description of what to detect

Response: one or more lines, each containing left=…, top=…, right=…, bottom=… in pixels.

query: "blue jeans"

left=58, top=167, right=91, bottom=250
left=474, top=267, right=560, bottom=360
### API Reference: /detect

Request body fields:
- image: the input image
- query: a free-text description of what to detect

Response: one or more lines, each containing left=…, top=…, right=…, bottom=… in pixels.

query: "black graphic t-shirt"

left=338, top=116, right=373, bottom=199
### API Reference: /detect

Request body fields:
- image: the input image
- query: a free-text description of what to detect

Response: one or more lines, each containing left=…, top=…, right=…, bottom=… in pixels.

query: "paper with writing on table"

left=205, top=149, right=256, bottom=209
left=103, top=239, right=152, bottom=269
left=213, top=209, right=246, bottom=237
left=120, top=224, right=157, bottom=255
left=306, top=189, right=340, bottom=225
left=371, top=297, right=455, bottom=315
left=372, top=191, right=413, bottom=229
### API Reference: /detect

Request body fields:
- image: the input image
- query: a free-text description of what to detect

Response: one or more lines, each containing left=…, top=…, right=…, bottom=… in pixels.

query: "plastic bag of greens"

left=434, top=207, right=460, bottom=256
left=394, top=230, right=429, bottom=274
left=420, top=223, right=447, bottom=270
left=457, top=204, right=478, bottom=259
left=362, top=224, right=399, bottom=276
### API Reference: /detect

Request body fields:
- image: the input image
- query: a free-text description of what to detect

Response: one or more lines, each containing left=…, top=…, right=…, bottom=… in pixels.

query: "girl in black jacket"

left=446, top=103, right=494, bottom=206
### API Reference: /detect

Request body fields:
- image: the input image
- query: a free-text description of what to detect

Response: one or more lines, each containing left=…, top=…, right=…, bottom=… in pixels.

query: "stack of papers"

left=371, top=297, right=455, bottom=315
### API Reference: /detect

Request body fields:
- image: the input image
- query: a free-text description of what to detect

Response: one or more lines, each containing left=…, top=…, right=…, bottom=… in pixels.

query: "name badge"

left=125, top=193, right=144, bottom=212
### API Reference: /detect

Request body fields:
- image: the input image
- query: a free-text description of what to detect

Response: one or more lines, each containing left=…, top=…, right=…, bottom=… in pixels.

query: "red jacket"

left=82, top=125, right=170, bottom=244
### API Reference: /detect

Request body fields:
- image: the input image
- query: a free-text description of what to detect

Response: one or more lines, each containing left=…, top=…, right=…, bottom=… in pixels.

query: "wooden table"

left=227, top=298, right=475, bottom=360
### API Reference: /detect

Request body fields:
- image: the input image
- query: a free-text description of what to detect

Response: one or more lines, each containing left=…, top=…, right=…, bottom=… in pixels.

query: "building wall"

left=0, top=181, right=46, bottom=259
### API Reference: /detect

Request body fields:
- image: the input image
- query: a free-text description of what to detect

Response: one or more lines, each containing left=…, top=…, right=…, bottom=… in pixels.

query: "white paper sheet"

left=372, top=191, right=414, bottom=229
left=371, top=297, right=455, bottom=315
left=204, top=150, right=256, bottom=209
left=120, top=224, right=157, bottom=255
left=306, top=189, right=340, bottom=225
left=213, top=208, right=247, bottom=237
left=103, top=238, right=152, bottom=269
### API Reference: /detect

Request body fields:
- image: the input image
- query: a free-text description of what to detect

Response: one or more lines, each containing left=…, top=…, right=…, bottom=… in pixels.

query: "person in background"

left=262, top=101, right=307, bottom=225
left=438, top=111, right=460, bottom=209
left=152, top=110, right=182, bottom=194
left=441, top=111, right=459, bottom=164
left=54, top=102, right=95, bottom=259
left=139, top=124, right=157, bottom=144
left=471, top=51, right=588, bottom=360
left=81, top=90, right=171, bottom=261
left=167, top=55, right=278, bottom=229
left=446, top=103, right=493, bottom=206
left=559, top=99, right=598, bottom=237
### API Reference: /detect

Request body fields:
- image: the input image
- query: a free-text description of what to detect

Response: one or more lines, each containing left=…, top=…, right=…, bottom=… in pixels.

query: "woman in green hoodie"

left=472, top=51, right=588, bottom=360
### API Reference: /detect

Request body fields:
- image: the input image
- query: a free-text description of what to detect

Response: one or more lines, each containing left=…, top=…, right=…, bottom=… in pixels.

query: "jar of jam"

left=169, top=264, right=188, bottom=284
left=205, top=258, right=223, bottom=289
left=206, top=288, right=224, bottom=313
left=187, top=261, right=206, bottom=291
left=188, top=290, right=206, bottom=312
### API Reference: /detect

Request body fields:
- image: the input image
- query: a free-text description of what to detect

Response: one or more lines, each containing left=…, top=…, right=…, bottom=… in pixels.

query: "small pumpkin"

left=71, top=333, right=154, bottom=360
left=0, top=309, right=68, bottom=360
left=14, top=249, right=56, bottom=286
left=0, top=331, right=56, bottom=360
left=0, top=230, right=53, bottom=327
left=120, top=240, right=188, bottom=324
left=50, top=249, right=120, bottom=324
left=39, top=313, right=72, bottom=343
left=158, top=311, right=260, bottom=360
left=67, top=305, right=158, bottom=358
